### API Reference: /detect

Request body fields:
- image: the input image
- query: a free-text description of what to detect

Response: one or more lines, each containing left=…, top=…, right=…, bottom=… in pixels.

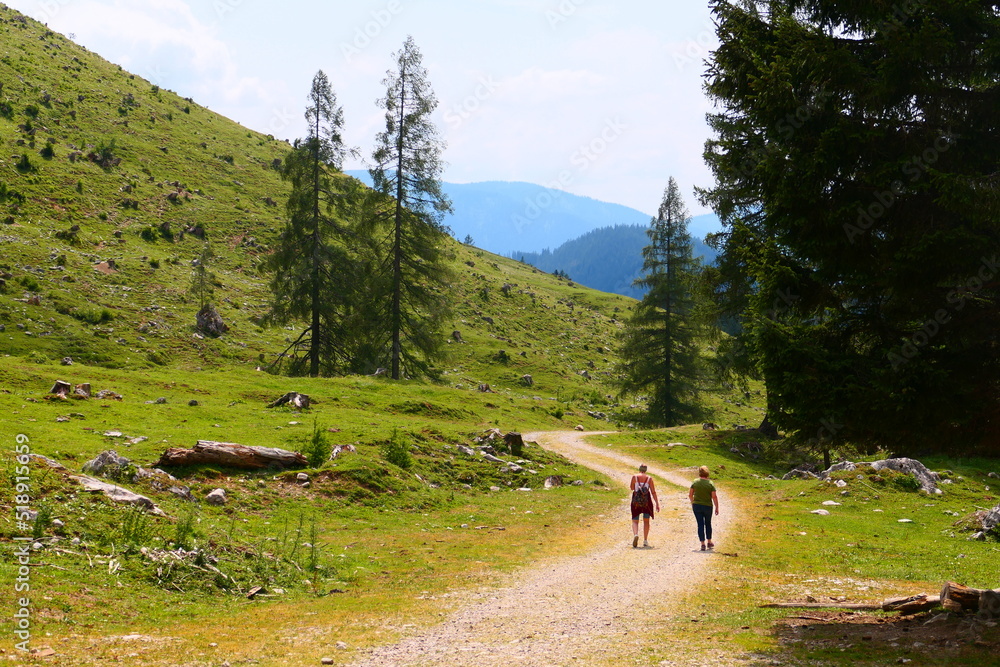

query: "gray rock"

left=811, top=509, right=830, bottom=515
left=82, top=450, right=131, bottom=476
left=296, top=472, right=310, bottom=482
left=489, top=486, right=501, bottom=492
left=52, top=518, right=65, bottom=529
left=205, top=488, right=227, bottom=506
left=543, top=476, right=563, bottom=489
left=572, top=480, right=585, bottom=486
left=196, top=304, right=228, bottom=337
left=61, top=356, right=73, bottom=365
left=482, top=452, right=504, bottom=463
left=506, top=463, right=524, bottom=473
left=168, top=486, right=194, bottom=501
left=456, top=445, right=475, bottom=456
left=72, top=475, right=166, bottom=516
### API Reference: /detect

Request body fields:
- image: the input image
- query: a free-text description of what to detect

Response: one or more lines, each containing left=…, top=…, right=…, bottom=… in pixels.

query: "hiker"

left=630, top=464, right=659, bottom=548
left=689, top=465, right=719, bottom=550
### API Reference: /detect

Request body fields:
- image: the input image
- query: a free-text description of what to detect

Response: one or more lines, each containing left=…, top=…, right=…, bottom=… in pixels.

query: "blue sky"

left=7, top=0, right=719, bottom=215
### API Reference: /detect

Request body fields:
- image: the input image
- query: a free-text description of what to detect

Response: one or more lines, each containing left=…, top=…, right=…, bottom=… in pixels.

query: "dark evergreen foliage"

left=700, top=0, right=1000, bottom=455
left=370, top=36, right=454, bottom=380
left=616, top=178, right=704, bottom=426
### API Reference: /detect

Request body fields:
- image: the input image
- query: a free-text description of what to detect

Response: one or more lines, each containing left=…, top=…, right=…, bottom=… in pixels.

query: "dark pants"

left=692, top=503, right=713, bottom=542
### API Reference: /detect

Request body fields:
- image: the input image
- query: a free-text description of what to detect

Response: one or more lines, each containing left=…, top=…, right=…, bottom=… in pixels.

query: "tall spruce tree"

left=700, top=1, right=1000, bottom=455
left=267, top=70, right=366, bottom=376
left=616, top=178, right=702, bottom=426
left=370, top=36, right=453, bottom=380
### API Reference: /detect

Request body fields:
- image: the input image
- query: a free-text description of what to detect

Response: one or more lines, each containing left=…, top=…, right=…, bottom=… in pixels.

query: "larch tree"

left=700, top=1, right=1000, bottom=455
left=616, top=177, right=703, bottom=426
left=370, top=35, right=453, bottom=380
left=267, top=70, right=365, bottom=376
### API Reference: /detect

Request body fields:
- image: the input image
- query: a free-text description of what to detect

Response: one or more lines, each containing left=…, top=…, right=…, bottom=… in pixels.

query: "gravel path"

left=350, top=431, right=742, bottom=667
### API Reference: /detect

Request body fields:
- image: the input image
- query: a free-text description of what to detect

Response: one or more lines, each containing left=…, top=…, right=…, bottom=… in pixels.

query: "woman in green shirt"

left=688, top=465, right=719, bottom=550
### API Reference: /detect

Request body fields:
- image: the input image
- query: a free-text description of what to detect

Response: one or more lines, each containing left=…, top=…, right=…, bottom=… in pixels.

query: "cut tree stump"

left=267, top=392, right=310, bottom=409
left=504, top=432, right=524, bottom=457
left=154, top=441, right=308, bottom=470
left=940, top=581, right=982, bottom=613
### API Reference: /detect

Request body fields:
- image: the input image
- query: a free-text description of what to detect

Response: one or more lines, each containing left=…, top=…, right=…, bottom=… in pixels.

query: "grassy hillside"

left=0, top=7, right=791, bottom=665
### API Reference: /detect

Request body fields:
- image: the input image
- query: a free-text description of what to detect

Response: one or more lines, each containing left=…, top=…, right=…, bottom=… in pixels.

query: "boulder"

left=82, top=450, right=131, bottom=476
left=821, top=457, right=941, bottom=495
left=72, top=475, right=166, bottom=516
left=196, top=304, right=228, bottom=337
left=205, top=488, right=227, bottom=506
left=544, top=475, right=563, bottom=489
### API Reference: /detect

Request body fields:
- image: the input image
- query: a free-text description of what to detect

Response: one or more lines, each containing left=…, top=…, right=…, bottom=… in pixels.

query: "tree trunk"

left=154, top=441, right=308, bottom=470
left=940, top=581, right=982, bottom=613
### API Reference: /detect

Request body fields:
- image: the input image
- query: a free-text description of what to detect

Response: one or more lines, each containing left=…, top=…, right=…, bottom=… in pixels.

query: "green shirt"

left=690, top=478, right=716, bottom=506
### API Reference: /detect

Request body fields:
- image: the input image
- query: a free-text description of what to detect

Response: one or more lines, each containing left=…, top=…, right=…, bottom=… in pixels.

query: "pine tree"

left=616, top=178, right=702, bottom=426
left=700, top=1, right=1000, bottom=455
left=267, top=70, right=367, bottom=376
left=370, top=36, right=453, bottom=380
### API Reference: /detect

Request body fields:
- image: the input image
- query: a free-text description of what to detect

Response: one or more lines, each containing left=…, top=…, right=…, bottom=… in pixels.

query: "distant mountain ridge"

left=510, top=225, right=718, bottom=299
left=345, top=170, right=721, bottom=256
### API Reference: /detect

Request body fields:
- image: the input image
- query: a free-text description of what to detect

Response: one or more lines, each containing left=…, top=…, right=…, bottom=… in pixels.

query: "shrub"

left=302, top=420, right=332, bottom=468
left=72, top=306, right=113, bottom=325
left=15, top=154, right=34, bottom=173
left=382, top=429, right=413, bottom=469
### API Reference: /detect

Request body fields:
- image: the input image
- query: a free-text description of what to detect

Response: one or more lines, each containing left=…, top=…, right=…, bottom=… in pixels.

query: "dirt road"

left=350, top=431, right=739, bottom=666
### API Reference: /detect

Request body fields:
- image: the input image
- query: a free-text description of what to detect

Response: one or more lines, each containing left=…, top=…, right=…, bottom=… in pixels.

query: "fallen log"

left=759, top=602, right=883, bottom=611
left=941, top=581, right=981, bottom=613
left=883, top=594, right=941, bottom=615
left=154, top=440, right=308, bottom=470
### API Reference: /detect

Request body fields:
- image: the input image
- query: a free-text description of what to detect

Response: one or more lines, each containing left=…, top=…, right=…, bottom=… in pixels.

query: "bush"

left=382, top=430, right=413, bottom=470
left=72, top=306, right=114, bottom=325
left=302, top=420, right=332, bottom=468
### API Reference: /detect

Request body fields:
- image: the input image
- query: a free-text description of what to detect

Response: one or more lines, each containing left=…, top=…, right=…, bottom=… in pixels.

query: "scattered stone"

left=168, top=486, right=194, bottom=501
left=822, top=457, right=941, bottom=495
left=989, top=472, right=999, bottom=479
left=188, top=399, right=199, bottom=406
left=96, top=389, right=123, bottom=400
left=336, top=642, right=347, bottom=650
left=574, top=425, right=585, bottom=431
left=103, top=430, right=124, bottom=438
left=507, top=463, right=524, bottom=473
left=196, top=304, right=228, bottom=337
left=898, top=519, right=914, bottom=523
left=125, top=436, right=148, bottom=446
left=29, top=454, right=67, bottom=471
left=52, top=518, right=65, bottom=529
left=811, top=509, right=831, bottom=515
left=56, top=415, right=70, bottom=422
left=72, top=475, right=166, bottom=516
left=517, top=487, right=532, bottom=492
left=572, top=480, right=584, bottom=486
left=61, top=356, right=73, bottom=366
left=205, top=488, right=227, bottom=506
left=482, top=452, right=504, bottom=463
left=520, top=374, right=533, bottom=387
left=489, top=486, right=501, bottom=492
left=456, top=445, right=475, bottom=456
left=322, top=659, right=335, bottom=665
left=296, top=472, right=310, bottom=483
left=821, top=500, right=841, bottom=506
left=544, top=476, right=563, bottom=489
left=82, top=450, right=130, bottom=476
left=835, top=479, right=848, bottom=488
